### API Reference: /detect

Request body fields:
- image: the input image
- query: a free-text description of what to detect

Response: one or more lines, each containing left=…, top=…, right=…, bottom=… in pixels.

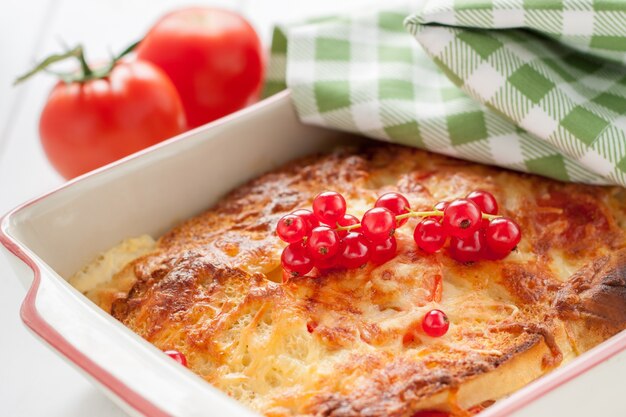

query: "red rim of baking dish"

left=2, top=89, right=626, bottom=417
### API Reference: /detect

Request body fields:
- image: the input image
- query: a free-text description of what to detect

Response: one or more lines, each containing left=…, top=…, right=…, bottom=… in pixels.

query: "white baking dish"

left=2, top=90, right=626, bottom=417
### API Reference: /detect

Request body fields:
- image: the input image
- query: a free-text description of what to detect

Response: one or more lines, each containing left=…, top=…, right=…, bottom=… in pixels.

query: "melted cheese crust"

left=73, top=146, right=626, bottom=417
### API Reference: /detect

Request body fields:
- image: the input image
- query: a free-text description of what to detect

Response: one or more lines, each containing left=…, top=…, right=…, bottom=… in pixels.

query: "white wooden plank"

left=0, top=0, right=55, bottom=158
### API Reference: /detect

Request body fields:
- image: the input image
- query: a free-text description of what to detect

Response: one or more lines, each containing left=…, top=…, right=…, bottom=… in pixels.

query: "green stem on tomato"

left=14, top=46, right=83, bottom=84
left=114, top=40, right=141, bottom=60
left=334, top=209, right=501, bottom=232
left=76, top=45, right=93, bottom=78
left=14, top=40, right=141, bottom=85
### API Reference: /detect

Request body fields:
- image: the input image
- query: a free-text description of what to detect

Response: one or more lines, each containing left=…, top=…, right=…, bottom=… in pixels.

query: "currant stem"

left=396, top=210, right=442, bottom=220
left=336, top=223, right=361, bottom=232
left=334, top=210, right=501, bottom=232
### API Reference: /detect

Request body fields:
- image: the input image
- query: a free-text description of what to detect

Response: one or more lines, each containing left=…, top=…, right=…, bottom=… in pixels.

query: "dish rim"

left=2, top=90, right=626, bottom=417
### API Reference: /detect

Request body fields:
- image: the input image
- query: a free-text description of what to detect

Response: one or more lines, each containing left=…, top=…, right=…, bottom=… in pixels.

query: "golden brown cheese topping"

left=74, top=145, right=626, bottom=417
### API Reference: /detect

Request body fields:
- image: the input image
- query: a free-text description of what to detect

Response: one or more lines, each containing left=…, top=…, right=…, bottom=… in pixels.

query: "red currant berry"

left=281, top=243, right=314, bottom=277
left=421, top=309, right=449, bottom=337
left=425, top=201, right=449, bottom=222
left=312, top=191, right=346, bottom=226
left=164, top=350, right=187, bottom=367
left=442, top=198, right=482, bottom=239
left=339, top=232, right=371, bottom=269
left=370, top=237, right=397, bottom=265
left=315, top=253, right=341, bottom=271
left=414, top=218, right=447, bottom=253
left=291, top=209, right=320, bottom=232
left=485, top=217, right=521, bottom=257
left=467, top=190, right=498, bottom=215
left=336, top=214, right=359, bottom=238
left=434, top=201, right=449, bottom=212
left=361, top=207, right=395, bottom=243
left=449, top=230, right=485, bottom=263
left=276, top=214, right=308, bottom=243
left=375, top=192, right=410, bottom=227
left=307, top=226, right=340, bottom=260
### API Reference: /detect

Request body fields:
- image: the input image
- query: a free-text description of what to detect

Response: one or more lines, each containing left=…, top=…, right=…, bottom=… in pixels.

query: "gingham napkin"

left=264, top=0, right=626, bottom=186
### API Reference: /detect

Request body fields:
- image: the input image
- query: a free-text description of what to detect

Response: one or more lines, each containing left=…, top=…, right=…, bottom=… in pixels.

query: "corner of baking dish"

left=0, top=91, right=296, bottom=417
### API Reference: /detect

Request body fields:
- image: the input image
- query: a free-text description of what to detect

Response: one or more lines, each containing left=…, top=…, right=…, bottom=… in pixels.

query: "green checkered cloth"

left=264, top=0, right=626, bottom=186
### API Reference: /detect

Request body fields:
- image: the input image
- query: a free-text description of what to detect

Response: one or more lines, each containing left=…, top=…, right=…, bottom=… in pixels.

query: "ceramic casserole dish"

left=2, top=91, right=626, bottom=417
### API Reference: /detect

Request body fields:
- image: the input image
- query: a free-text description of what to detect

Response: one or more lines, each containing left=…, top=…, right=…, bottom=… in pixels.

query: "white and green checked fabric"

left=264, top=1, right=626, bottom=186
left=412, top=0, right=626, bottom=64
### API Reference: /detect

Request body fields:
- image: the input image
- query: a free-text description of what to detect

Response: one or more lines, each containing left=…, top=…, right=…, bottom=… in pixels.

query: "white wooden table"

left=0, top=0, right=362, bottom=415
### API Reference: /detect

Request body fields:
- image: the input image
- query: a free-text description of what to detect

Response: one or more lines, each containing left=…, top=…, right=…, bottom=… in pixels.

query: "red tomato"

left=39, top=60, right=186, bottom=179
left=136, top=7, right=264, bottom=128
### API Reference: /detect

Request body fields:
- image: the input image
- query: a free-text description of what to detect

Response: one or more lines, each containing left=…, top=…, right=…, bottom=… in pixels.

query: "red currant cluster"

left=415, top=190, right=522, bottom=263
left=277, top=190, right=521, bottom=278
